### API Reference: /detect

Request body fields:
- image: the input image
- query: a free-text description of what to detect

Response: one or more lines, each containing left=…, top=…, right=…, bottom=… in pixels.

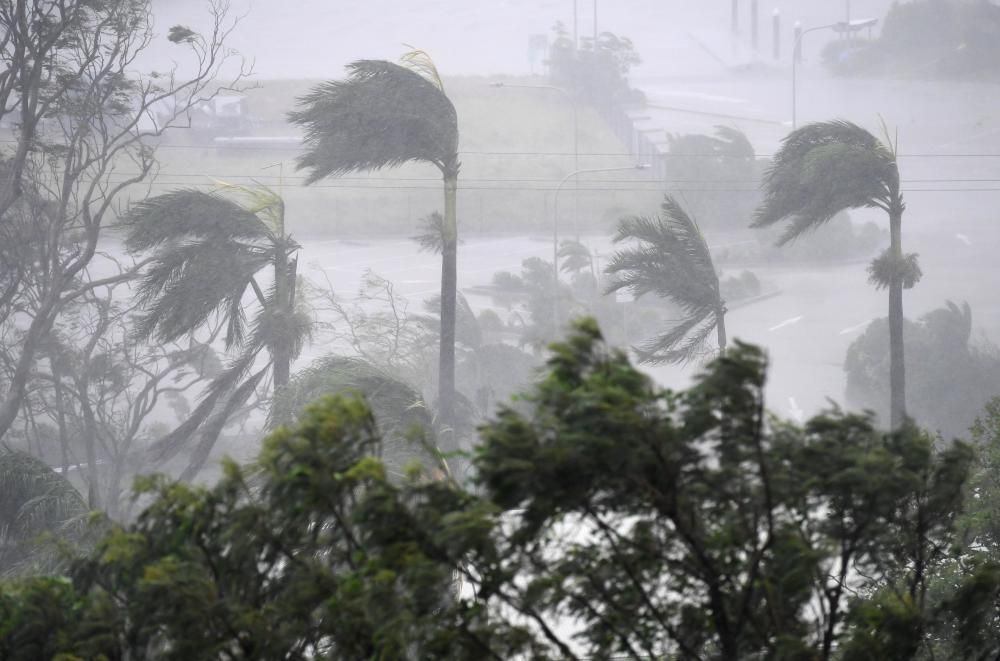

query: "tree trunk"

left=716, top=309, right=728, bottom=354
left=888, top=202, right=906, bottom=430
left=271, top=242, right=291, bottom=391
left=438, top=173, right=459, bottom=442
left=0, top=297, right=58, bottom=440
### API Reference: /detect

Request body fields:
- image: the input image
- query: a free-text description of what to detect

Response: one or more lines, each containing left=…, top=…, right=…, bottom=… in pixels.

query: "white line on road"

left=768, top=315, right=803, bottom=331
left=839, top=319, right=873, bottom=335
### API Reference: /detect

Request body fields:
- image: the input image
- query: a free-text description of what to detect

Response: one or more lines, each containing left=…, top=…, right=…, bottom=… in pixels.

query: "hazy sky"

left=152, top=1, right=897, bottom=80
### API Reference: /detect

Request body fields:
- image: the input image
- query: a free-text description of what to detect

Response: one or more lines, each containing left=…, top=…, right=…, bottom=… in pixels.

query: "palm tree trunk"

left=888, top=203, right=906, bottom=430
left=272, top=244, right=291, bottom=391
left=716, top=310, right=728, bottom=354
left=438, top=173, right=458, bottom=438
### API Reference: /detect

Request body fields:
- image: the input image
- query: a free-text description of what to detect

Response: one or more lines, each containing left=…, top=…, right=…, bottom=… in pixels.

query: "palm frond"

left=121, top=189, right=272, bottom=252
left=132, top=240, right=272, bottom=348
left=753, top=120, right=897, bottom=244
left=419, top=292, right=482, bottom=349
left=209, top=180, right=286, bottom=235
left=411, top=211, right=446, bottom=254
left=289, top=59, right=459, bottom=182
left=399, top=46, right=445, bottom=91
left=179, top=363, right=273, bottom=482
left=558, top=239, right=593, bottom=275
left=0, top=448, right=88, bottom=575
left=270, top=356, right=442, bottom=480
left=605, top=196, right=721, bottom=314
left=144, top=349, right=261, bottom=464
left=245, top=282, right=313, bottom=362
left=634, top=310, right=719, bottom=365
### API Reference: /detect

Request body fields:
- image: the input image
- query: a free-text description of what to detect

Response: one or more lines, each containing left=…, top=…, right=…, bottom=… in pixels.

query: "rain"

left=2, top=0, right=1000, bottom=657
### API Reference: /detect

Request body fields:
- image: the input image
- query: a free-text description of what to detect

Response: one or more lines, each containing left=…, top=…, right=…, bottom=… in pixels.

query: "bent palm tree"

left=0, top=448, right=88, bottom=576
left=271, top=355, right=445, bottom=482
left=605, top=196, right=726, bottom=364
left=288, top=51, right=461, bottom=432
left=122, top=184, right=311, bottom=476
left=752, top=120, right=919, bottom=429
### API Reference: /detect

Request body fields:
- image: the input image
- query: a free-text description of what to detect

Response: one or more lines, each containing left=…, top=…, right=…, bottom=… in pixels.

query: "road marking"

left=956, top=233, right=972, bottom=246
left=768, top=315, right=803, bottom=331
left=839, top=319, right=873, bottom=335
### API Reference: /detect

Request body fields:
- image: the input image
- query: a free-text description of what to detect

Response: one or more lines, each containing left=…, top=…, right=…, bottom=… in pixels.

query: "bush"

left=845, top=301, right=1000, bottom=438
left=824, top=0, right=1000, bottom=78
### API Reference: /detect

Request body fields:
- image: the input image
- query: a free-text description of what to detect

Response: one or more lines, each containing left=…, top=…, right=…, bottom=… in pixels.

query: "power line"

left=5, top=138, right=1000, bottom=159
left=94, top=178, right=1000, bottom=194
left=121, top=171, right=1000, bottom=185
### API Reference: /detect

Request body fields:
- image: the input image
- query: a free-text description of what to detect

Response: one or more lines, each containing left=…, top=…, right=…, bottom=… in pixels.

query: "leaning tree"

left=288, top=51, right=461, bottom=435
left=605, top=195, right=727, bottom=364
left=752, top=120, right=918, bottom=429
left=121, top=184, right=311, bottom=479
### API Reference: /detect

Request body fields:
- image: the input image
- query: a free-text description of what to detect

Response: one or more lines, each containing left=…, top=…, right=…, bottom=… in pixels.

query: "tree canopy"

left=2, top=320, right=997, bottom=658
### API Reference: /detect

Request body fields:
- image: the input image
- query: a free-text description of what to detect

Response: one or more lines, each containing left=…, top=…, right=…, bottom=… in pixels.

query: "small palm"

left=605, top=196, right=726, bottom=364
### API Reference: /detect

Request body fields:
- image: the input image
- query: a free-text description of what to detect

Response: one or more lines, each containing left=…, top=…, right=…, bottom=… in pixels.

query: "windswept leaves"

left=289, top=59, right=460, bottom=182
left=605, top=196, right=725, bottom=364
left=753, top=121, right=899, bottom=245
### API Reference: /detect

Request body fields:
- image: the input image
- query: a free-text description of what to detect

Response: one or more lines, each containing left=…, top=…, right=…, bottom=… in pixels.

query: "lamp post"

left=490, top=81, right=580, bottom=248
left=792, top=18, right=877, bottom=128
left=552, top=164, right=650, bottom=326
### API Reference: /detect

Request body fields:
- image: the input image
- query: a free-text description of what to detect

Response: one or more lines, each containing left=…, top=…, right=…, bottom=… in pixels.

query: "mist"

left=3, top=0, right=1000, bottom=656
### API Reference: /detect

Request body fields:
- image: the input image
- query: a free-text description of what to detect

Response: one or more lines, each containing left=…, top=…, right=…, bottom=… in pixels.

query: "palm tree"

left=605, top=195, right=727, bottom=364
left=122, top=184, right=311, bottom=477
left=288, top=51, right=461, bottom=432
left=0, top=448, right=89, bottom=576
left=271, top=356, right=452, bottom=483
left=752, top=120, right=919, bottom=429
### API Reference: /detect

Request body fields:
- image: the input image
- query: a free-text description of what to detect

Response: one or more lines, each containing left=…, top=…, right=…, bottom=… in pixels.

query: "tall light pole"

left=792, top=23, right=836, bottom=128
left=490, top=81, right=580, bottom=244
left=552, top=164, right=650, bottom=326
left=792, top=19, right=877, bottom=128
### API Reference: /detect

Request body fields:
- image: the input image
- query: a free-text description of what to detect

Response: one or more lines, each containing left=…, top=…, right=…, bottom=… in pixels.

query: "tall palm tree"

left=605, top=195, right=727, bottom=364
left=288, top=51, right=461, bottom=431
left=752, top=120, right=919, bottom=429
left=122, top=184, right=311, bottom=476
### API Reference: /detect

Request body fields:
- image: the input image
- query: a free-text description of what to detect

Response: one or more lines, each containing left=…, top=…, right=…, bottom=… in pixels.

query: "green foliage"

left=0, top=321, right=990, bottom=658
left=868, top=249, right=923, bottom=290
left=270, top=355, right=443, bottom=481
left=845, top=301, right=1000, bottom=439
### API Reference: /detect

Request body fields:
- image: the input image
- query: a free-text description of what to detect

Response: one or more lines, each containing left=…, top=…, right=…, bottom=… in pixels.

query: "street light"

left=551, top=164, right=650, bottom=325
left=490, top=81, right=581, bottom=247
left=792, top=18, right=877, bottom=128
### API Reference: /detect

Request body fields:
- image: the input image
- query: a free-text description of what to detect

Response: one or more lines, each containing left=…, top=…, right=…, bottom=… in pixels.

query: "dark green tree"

left=0, top=321, right=984, bottom=659
left=753, top=120, right=919, bottom=429
left=288, top=51, right=462, bottom=435
left=605, top=195, right=727, bottom=364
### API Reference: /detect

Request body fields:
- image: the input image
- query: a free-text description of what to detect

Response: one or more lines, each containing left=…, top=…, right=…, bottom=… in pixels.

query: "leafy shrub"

left=845, top=301, right=1000, bottom=438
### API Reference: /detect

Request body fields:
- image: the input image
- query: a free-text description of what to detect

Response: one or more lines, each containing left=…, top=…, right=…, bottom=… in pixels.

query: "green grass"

left=148, top=76, right=660, bottom=237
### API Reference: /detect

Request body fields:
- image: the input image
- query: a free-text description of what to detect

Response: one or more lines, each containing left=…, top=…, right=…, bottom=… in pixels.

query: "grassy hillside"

left=151, top=76, right=661, bottom=237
